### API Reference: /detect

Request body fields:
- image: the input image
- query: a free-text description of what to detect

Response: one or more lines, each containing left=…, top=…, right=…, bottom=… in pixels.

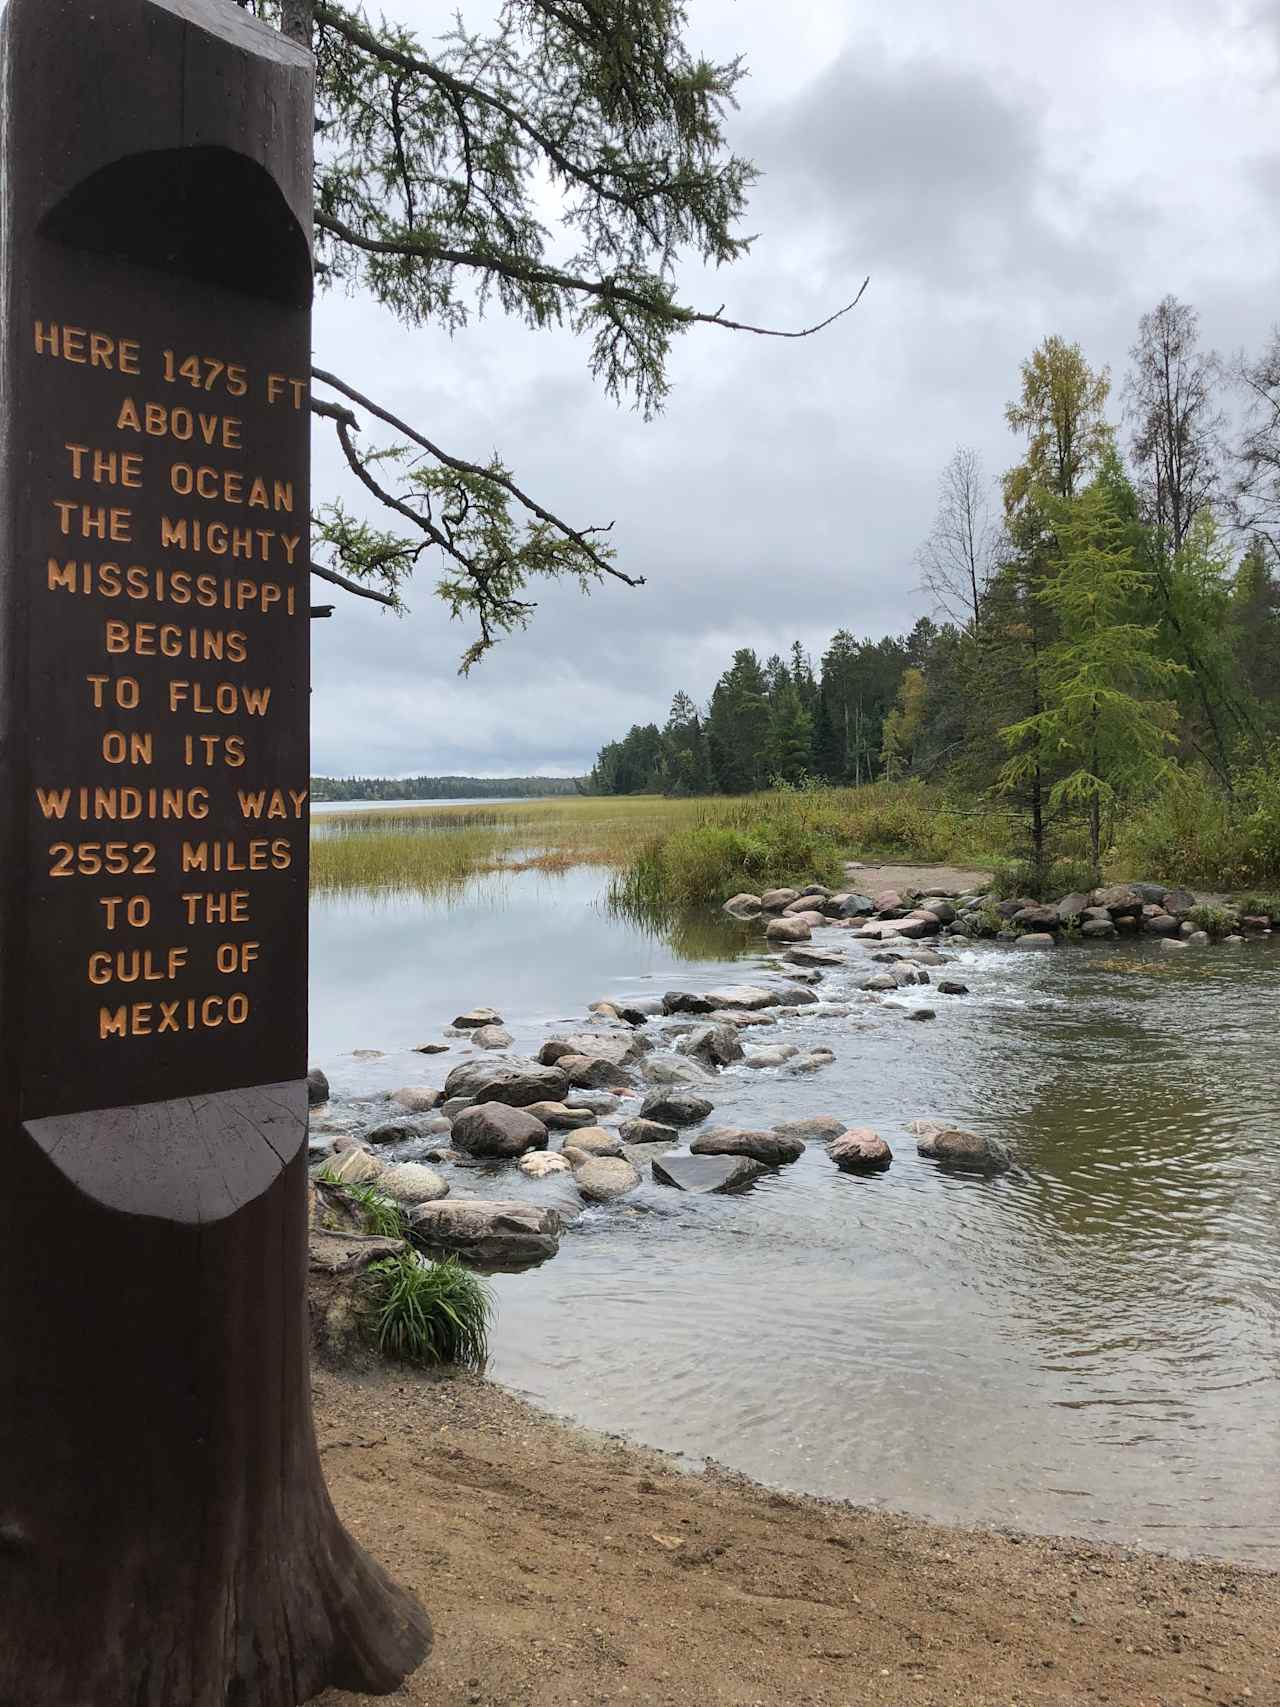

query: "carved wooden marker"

left=0, top=2, right=431, bottom=1700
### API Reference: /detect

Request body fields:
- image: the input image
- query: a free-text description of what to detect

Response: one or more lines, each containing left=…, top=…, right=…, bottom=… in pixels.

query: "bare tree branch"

left=309, top=560, right=399, bottom=606
left=314, top=211, right=868, bottom=343
left=311, top=370, right=641, bottom=588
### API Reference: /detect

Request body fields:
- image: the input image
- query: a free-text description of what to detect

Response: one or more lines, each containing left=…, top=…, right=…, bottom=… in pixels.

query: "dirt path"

left=842, top=862, right=993, bottom=895
left=312, top=1367, right=1277, bottom=1707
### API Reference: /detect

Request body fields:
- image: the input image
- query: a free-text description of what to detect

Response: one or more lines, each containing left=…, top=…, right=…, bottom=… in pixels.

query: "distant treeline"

left=588, top=299, right=1280, bottom=887
left=311, top=775, right=582, bottom=802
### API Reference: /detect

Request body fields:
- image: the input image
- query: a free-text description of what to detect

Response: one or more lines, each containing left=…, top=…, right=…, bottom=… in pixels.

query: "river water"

left=310, top=865, right=1280, bottom=1565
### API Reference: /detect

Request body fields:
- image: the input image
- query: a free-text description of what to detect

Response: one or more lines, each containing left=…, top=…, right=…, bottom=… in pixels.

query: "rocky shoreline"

left=303, top=861, right=1264, bottom=1291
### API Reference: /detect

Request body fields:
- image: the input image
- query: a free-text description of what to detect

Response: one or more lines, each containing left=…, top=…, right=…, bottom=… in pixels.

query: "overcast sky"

left=309, top=0, right=1280, bottom=778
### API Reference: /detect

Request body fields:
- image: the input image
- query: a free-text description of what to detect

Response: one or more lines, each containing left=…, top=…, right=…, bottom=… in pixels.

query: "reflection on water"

left=310, top=866, right=1280, bottom=1563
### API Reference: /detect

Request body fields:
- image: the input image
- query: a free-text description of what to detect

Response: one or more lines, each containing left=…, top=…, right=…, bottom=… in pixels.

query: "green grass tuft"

left=362, top=1251, right=495, bottom=1369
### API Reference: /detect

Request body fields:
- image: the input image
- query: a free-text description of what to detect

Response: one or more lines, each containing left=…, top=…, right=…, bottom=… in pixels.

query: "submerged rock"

left=914, top=1123, right=1012, bottom=1174
left=364, top=1115, right=442, bottom=1147
left=1015, top=933, right=1056, bottom=949
left=652, top=1153, right=767, bottom=1194
left=450, top=1101, right=548, bottom=1159
left=640, top=1089, right=714, bottom=1127
left=691, top=1126, right=804, bottom=1166
left=827, top=1129, right=893, bottom=1171
left=785, top=1048, right=837, bottom=1070
left=662, top=991, right=716, bottom=1016
left=774, top=1115, right=845, bottom=1145
left=936, top=979, right=970, bottom=996
left=408, top=1198, right=562, bottom=1268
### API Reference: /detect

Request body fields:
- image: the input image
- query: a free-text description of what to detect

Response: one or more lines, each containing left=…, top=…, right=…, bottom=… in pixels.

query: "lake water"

left=310, top=865, right=1280, bottom=1565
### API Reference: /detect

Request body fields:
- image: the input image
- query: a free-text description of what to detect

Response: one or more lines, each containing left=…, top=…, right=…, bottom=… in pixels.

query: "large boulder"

left=471, top=1024, right=514, bottom=1050
left=662, top=991, right=716, bottom=1016
left=764, top=917, right=811, bottom=943
left=524, top=1101, right=597, bottom=1130
left=874, top=889, right=903, bottom=913
left=823, top=892, right=874, bottom=918
left=759, top=888, right=799, bottom=912
left=1129, top=881, right=1168, bottom=904
left=364, top=1115, right=444, bottom=1147
left=377, top=1162, right=450, bottom=1204
left=918, top=899, right=957, bottom=926
left=537, top=1032, right=648, bottom=1067
left=408, top=1199, right=562, bottom=1268
left=640, top=1089, right=714, bottom=1127
left=556, top=1054, right=636, bottom=1090
left=451, top=1101, right=548, bottom=1159
left=827, top=1129, right=893, bottom=1171
left=519, top=1152, right=571, bottom=1178
left=785, top=1049, right=836, bottom=1073
left=1143, top=913, right=1179, bottom=936
left=745, top=1044, right=800, bottom=1069
left=691, top=1126, right=804, bottom=1166
left=444, top=1057, right=569, bottom=1108
left=1056, top=892, right=1092, bottom=922
left=1081, top=918, right=1117, bottom=939
left=703, top=984, right=780, bottom=1011
left=453, top=1006, right=503, bottom=1029
left=774, top=1115, right=845, bottom=1145
left=572, top=1156, right=641, bottom=1203
left=1012, top=905, right=1060, bottom=931
left=913, top=1123, right=1012, bottom=1174
left=785, top=946, right=845, bottom=967
left=861, top=973, right=898, bottom=993
left=769, top=986, right=820, bottom=1008
left=307, top=1067, right=330, bottom=1108
left=618, top=1118, right=679, bottom=1146
left=560, top=1126, right=623, bottom=1158
left=675, top=1023, right=745, bottom=1069
left=1162, top=887, right=1196, bottom=917
left=388, top=1086, right=441, bottom=1113
left=652, top=1153, right=767, bottom=1194
left=722, top=893, right=763, bottom=918
left=1015, top=933, right=1056, bottom=949
left=642, top=1054, right=714, bottom=1088
left=1091, top=885, right=1144, bottom=920
left=324, top=1146, right=382, bottom=1187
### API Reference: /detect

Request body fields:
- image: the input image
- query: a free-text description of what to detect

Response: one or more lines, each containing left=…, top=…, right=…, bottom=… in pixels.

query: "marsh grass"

left=310, top=784, right=1011, bottom=903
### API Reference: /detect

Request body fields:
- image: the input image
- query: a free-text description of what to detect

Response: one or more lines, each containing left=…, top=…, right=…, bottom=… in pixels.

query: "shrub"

left=1187, top=903, right=1236, bottom=939
left=362, top=1251, right=494, bottom=1369
left=1116, top=755, right=1280, bottom=889
left=988, top=855, right=1096, bottom=901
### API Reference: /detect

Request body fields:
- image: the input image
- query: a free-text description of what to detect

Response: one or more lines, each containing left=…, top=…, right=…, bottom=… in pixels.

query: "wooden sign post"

left=0, top=2, right=430, bottom=1700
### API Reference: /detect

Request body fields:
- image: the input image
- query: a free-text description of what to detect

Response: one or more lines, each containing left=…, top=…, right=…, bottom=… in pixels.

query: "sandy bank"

left=312, top=1366, right=1277, bottom=1707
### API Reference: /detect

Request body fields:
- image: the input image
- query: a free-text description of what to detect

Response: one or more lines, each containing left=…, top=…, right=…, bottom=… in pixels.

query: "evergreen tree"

left=706, top=650, right=771, bottom=792
left=999, top=461, right=1183, bottom=873
left=765, top=678, right=814, bottom=783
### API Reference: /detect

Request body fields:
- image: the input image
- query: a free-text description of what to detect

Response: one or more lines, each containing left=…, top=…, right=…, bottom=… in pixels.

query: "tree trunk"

left=282, top=0, right=316, bottom=44
left=0, top=4, right=430, bottom=1700
left=0, top=1092, right=431, bottom=1707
